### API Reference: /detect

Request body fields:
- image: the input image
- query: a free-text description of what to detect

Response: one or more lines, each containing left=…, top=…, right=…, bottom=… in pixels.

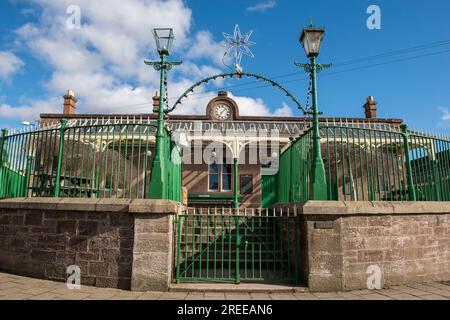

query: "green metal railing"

left=175, top=207, right=299, bottom=284
left=262, top=130, right=312, bottom=207
left=261, top=129, right=312, bottom=208
left=0, top=120, right=182, bottom=201
left=262, top=123, right=450, bottom=204
left=408, top=131, right=450, bottom=201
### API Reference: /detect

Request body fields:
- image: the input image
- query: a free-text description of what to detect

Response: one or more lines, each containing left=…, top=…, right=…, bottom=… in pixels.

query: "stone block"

left=88, top=262, right=110, bottom=277
left=68, top=235, right=88, bottom=251
left=30, top=250, right=56, bottom=263
left=110, top=214, right=134, bottom=227
left=133, top=233, right=170, bottom=253
left=78, top=221, right=98, bottom=236
left=56, top=220, right=77, bottom=234
left=19, top=198, right=62, bottom=210
left=308, top=273, right=343, bottom=292
left=129, top=199, right=181, bottom=214
left=57, top=198, right=99, bottom=211
left=309, top=234, right=341, bottom=252
left=0, top=198, right=26, bottom=210
left=96, top=199, right=131, bottom=212
left=131, top=252, right=171, bottom=291
left=357, top=250, right=384, bottom=263
left=302, top=201, right=347, bottom=215
left=24, top=212, right=43, bottom=226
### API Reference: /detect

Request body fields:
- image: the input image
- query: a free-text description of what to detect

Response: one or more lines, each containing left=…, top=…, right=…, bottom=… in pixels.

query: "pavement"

left=0, top=272, right=449, bottom=300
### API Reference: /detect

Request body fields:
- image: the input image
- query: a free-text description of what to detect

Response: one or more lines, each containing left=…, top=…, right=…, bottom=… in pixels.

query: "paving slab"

left=269, top=293, right=298, bottom=300
left=420, top=294, right=448, bottom=300
left=359, top=293, right=393, bottom=300
left=312, top=292, right=341, bottom=299
left=185, top=293, right=205, bottom=300
left=0, top=272, right=449, bottom=301
left=158, top=292, right=189, bottom=300
left=28, top=293, right=61, bottom=300
left=294, top=293, right=319, bottom=300
left=170, top=283, right=301, bottom=293
left=136, top=292, right=165, bottom=300
left=388, top=293, right=424, bottom=300
left=250, top=293, right=272, bottom=300
left=224, top=293, right=252, bottom=300
left=336, top=292, right=365, bottom=300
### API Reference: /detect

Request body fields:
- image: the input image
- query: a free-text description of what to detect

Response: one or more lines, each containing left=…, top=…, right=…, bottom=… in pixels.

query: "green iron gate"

left=175, top=208, right=300, bottom=284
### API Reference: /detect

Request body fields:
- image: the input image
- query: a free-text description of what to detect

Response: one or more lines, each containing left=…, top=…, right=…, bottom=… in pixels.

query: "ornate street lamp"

left=300, top=26, right=325, bottom=58
left=295, top=23, right=331, bottom=200
left=145, top=28, right=182, bottom=199
left=153, top=28, right=175, bottom=55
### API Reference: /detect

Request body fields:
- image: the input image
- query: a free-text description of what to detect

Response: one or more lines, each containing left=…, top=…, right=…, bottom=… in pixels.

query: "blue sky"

left=0, top=0, right=449, bottom=133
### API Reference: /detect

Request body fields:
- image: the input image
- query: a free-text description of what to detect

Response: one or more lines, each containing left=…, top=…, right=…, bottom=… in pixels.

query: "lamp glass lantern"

left=300, top=26, right=325, bottom=58
left=153, top=28, right=175, bottom=55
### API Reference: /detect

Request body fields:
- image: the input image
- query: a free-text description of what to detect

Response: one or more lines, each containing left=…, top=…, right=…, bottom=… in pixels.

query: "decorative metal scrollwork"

left=168, top=72, right=306, bottom=114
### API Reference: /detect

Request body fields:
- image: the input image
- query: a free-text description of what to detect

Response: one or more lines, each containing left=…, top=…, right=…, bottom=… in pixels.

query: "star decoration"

left=223, top=25, right=255, bottom=72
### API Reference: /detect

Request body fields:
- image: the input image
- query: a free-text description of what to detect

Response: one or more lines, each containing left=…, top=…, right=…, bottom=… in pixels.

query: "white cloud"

left=229, top=93, right=292, bottom=117
left=246, top=1, right=276, bottom=12
left=438, top=106, right=450, bottom=127
left=0, top=98, right=60, bottom=123
left=0, top=51, right=24, bottom=81
left=2, top=0, right=287, bottom=124
left=185, top=30, right=226, bottom=66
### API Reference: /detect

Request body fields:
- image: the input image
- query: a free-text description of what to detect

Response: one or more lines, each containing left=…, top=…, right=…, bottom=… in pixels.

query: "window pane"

left=209, top=174, right=219, bottom=190
left=222, top=162, right=232, bottom=174
left=222, top=174, right=232, bottom=191
left=209, top=162, right=219, bottom=174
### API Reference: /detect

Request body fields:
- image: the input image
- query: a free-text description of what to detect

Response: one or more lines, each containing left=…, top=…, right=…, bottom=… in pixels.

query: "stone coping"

left=281, top=201, right=450, bottom=216
left=0, top=198, right=183, bottom=214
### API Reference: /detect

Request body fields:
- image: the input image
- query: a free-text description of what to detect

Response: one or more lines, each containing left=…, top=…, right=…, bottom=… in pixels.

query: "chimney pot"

left=363, top=96, right=378, bottom=119
left=153, top=90, right=160, bottom=113
left=63, top=89, right=77, bottom=115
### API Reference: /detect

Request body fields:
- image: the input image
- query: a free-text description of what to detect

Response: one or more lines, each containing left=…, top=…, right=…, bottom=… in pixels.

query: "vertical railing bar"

left=439, top=138, right=450, bottom=200
left=80, top=126, right=88, bottom=198
left=357, top=128, right=365, bottom=201
left=411, top=134, right=423, bottom=199
left=135, top=125, right=142, bottom=198
left=122, top=124, right=129, bottom=199
left=54, top=120, right=67, bottom=198
left=176, top=215, right=182, bottom=283
left=351, top=129, right=359, bottom=200
left=39, top=129, right=50, bottom=196
left=103, top=125, right=111, bottom=198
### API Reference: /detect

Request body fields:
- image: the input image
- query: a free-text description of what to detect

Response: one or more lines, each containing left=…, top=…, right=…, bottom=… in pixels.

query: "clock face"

left=214, top=104, right=232, bottom=120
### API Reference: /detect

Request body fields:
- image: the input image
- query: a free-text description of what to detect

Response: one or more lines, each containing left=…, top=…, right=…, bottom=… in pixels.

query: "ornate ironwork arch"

left=167, top=72, right=306, bottom=114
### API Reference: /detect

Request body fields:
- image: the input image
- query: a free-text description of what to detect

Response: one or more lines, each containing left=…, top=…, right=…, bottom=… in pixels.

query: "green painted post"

left=310, top=56, right=328, bottom=200
left=175, top=216, right=182, bottom=283
left=233, top=157, right=239, bottom=209
left=401, top=124, right=417, bottom=201
left=289, top=137, right=294, bottom=202
left=235, top=215, right=241, bottom=284
left=54, top=119, right=68, bottom=198
left=0, top=129, right=8, bottom=198
left=432, top=159, right=442, bottom=201
left=148, top=54, right=168, bottom=200
left=24, top=156, right=33, bottom=197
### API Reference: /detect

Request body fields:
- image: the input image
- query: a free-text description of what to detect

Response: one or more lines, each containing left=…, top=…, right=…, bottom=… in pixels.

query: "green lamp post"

left=295, top=23, right=331, bottom=200
left=145, top=28, right=182, bottom=199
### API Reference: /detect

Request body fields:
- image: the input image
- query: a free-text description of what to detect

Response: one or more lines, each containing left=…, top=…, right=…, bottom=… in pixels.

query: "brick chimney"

left=153, top=91, right=160, bottom=113
left=364, top=96, right=378, bottom=119
left=63, top=90, right=77, bottom=115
